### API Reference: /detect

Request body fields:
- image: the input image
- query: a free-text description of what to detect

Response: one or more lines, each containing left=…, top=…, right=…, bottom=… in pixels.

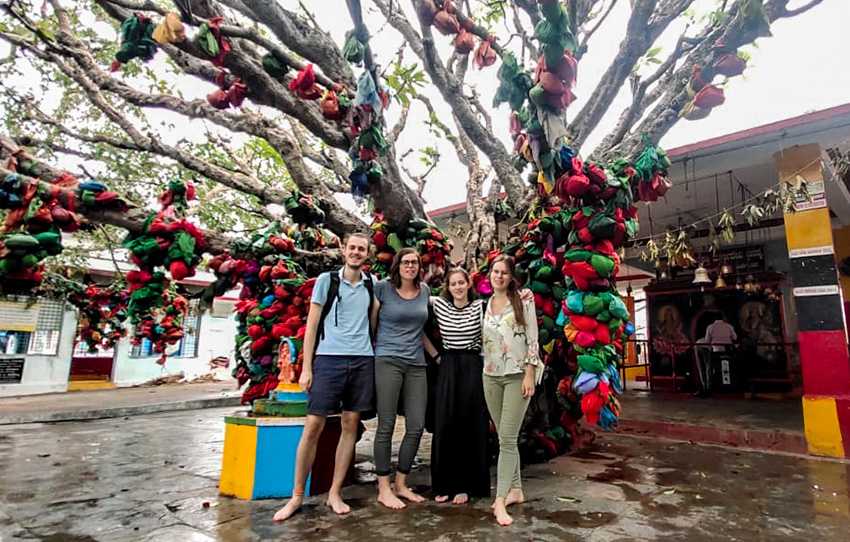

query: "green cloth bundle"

left=113, top=14, right=157, bottom=68
left=342, top=30, right=366, bottom=65
left=194, top=22, right=219, bottom=58
left=262, top=53, right=289, bottom=78
left=493, top=53, right=534, bottom=111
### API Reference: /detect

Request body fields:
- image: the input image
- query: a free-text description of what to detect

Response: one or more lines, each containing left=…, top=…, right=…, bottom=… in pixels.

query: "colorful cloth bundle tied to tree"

left=370, top=212, right=452, bottom=288
left=122, top=179, right=204, bottom=363
left=60, top=279, right=129, bottom=353
left=0, top=172, right=124, bottom=286
left=207, top=192, right=341, bottom=404
left=209, top=224, right=316, bottom=404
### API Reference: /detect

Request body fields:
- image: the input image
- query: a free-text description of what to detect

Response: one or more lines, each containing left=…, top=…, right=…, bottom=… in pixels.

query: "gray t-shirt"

left=375, top=280, right=429, bottom=365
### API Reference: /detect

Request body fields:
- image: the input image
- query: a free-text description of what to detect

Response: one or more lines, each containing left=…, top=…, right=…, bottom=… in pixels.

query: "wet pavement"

left=1, top=407, right=848, bottom=541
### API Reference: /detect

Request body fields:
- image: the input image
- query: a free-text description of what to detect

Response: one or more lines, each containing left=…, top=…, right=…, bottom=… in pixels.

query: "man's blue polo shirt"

left=311, top=268, right=374, bottom=357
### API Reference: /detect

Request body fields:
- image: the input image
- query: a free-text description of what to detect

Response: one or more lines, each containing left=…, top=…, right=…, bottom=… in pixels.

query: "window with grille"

left=130, top=299, right=202, bottom=359
left=28, top=300, right=66, bottom=355
left=0, top=331, right=31, bottom=355
left=0, top=298, right=65, bottom=356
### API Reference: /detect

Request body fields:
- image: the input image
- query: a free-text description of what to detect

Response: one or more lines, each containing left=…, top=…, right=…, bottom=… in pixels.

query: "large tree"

left=0, top=0, right=823, bottom=264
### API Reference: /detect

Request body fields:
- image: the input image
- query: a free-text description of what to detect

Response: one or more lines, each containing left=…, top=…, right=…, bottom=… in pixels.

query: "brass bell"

left=692, top=264, right=711, bottom=285
left=720, top=263, right=734, bottom=275
left=715, top=275, right=727, bottom=288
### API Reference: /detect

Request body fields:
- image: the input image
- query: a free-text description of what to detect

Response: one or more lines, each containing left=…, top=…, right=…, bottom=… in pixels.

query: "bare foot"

left=326, top=493, right=351, bottom=515
left=377, top=487, right=406, bottom=510
left=435, top=495, right=450, bottom=503
left=505, top=488, right=525, bottom=507
left=272, top=496, right=303, bottom=522
left=452, top=493, right=469, bottom=505
left=394, top=485, right=426, bottom=503
left=493, top=500, right=513, bottom=526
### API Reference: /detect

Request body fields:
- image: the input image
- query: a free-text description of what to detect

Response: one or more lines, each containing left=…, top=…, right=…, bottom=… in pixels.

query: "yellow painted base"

left=275, top=382, right=302, bottom=392
left=67, top=380, right=116, bottom=391
left=802, top=396, right=846, bottom=458
left=623, top=365, right=646, bottom=382
left=219, top=422, right=257, bottom=499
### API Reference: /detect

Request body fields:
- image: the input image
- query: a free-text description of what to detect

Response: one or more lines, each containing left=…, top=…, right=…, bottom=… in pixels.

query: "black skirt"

left=430, top=350, right=491, bottom=498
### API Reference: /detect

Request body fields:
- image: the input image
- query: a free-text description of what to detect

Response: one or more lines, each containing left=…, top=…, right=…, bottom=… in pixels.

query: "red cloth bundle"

left=714, top=53, right=746, bottom=77
left=433, top=1, right=460, bottom=35
left=453, top=28, right=475, bottom=54
left=320, top=89, right=342, bottom=120
left=289, top=64, right=322, bottom=100
left=693, top=84, right=725, bottom=109
left=581, top=381, right=610, bottom=426
left=474, top=37, right=497, bottom=69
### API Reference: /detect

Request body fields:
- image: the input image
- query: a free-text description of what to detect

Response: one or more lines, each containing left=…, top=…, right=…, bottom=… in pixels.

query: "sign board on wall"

left=0, top=358, right=24, bottom=383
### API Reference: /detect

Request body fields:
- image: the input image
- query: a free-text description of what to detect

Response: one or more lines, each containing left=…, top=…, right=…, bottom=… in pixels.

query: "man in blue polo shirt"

left=273, top=232, right=374, bottom=521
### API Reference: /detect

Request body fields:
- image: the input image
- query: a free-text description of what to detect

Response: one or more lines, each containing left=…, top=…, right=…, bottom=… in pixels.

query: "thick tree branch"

left=214, top=0, right=355, bottom=88
left=604, top=0, right=825, bottom=161
left=0, top=135, right=342, bottom=272
left=95, top=1, right=350, bottom=150
left=765, top=0, right=824, bottom=18
left=375, top=0, right=527, bottom=208
left=98, top=0, right=340, bottom=88
left=8, top=6, right=373, bottom=234
left=568, top=0, right=698, bottom=149
left=592, top=32, right=697, bottom=156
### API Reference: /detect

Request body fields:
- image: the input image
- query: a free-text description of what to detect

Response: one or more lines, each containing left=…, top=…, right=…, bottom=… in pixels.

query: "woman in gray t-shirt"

left=371, top=247, right=438, bottom=510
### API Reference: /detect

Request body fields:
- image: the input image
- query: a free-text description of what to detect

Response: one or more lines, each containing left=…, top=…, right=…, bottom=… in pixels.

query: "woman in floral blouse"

left=482, top=254, right=543, bottom=527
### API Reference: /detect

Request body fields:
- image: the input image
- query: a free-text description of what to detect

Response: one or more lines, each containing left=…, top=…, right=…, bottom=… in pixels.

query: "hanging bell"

left=720, top=263, right=733, bottom=275
left=693, top=264, right=712, bottom=285
left=659, top=269, right=669, bottom=280
left=715, top=275, right=727, bottom=288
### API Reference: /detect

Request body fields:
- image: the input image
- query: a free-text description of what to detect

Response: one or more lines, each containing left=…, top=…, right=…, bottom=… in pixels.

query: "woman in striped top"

left=429, top=267, right=490, bottom=504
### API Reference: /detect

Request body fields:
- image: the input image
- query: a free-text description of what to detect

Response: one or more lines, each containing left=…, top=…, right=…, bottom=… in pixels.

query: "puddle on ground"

left=586, top=459, right=643, bottom=484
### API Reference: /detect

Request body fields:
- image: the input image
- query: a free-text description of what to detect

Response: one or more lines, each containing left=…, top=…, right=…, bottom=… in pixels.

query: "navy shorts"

left=308, top=355, right=375, bottom=416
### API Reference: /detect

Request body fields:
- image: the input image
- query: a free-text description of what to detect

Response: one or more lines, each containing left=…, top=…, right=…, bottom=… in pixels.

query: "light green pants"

left=482, top=373, right=531, bottom=498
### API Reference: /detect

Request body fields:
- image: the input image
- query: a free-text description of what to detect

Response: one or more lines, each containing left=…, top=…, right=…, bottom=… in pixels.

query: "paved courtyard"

left=1, top=407, right=848, bottom=541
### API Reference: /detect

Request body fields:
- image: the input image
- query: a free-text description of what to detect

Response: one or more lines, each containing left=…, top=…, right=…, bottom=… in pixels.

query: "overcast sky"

left=3, top=1, right=848, bottom=215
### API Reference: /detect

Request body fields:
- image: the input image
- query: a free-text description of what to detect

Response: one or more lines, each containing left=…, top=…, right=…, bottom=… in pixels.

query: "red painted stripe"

left=835, top=396, right=850, bottom=459
left=799, top=330, right=850, bottom=396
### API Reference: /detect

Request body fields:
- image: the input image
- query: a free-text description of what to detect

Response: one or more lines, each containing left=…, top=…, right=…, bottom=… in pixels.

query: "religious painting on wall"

left=647, top=290, right=786, bottom=383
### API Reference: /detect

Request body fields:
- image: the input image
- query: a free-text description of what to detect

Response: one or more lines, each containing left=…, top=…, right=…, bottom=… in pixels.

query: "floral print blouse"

left=482, top=296, right=543, bottom=383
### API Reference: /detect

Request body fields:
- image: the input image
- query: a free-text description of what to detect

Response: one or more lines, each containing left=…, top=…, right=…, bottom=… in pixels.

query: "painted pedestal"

left=219, top=384, right=347, bottom=499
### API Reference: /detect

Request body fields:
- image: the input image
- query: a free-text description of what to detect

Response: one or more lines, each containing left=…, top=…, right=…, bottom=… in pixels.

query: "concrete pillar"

left=777, top=144, right=850, bottom=458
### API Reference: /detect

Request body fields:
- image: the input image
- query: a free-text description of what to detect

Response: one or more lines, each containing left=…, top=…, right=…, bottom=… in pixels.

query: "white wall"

left=111, top=311, right=238, bottom=386
left=0, top=309, right=77, bottom=397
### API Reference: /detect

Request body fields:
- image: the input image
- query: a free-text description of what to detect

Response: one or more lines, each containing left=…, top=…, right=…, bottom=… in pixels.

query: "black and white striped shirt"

left=432, top=297, right=484, bottom=351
